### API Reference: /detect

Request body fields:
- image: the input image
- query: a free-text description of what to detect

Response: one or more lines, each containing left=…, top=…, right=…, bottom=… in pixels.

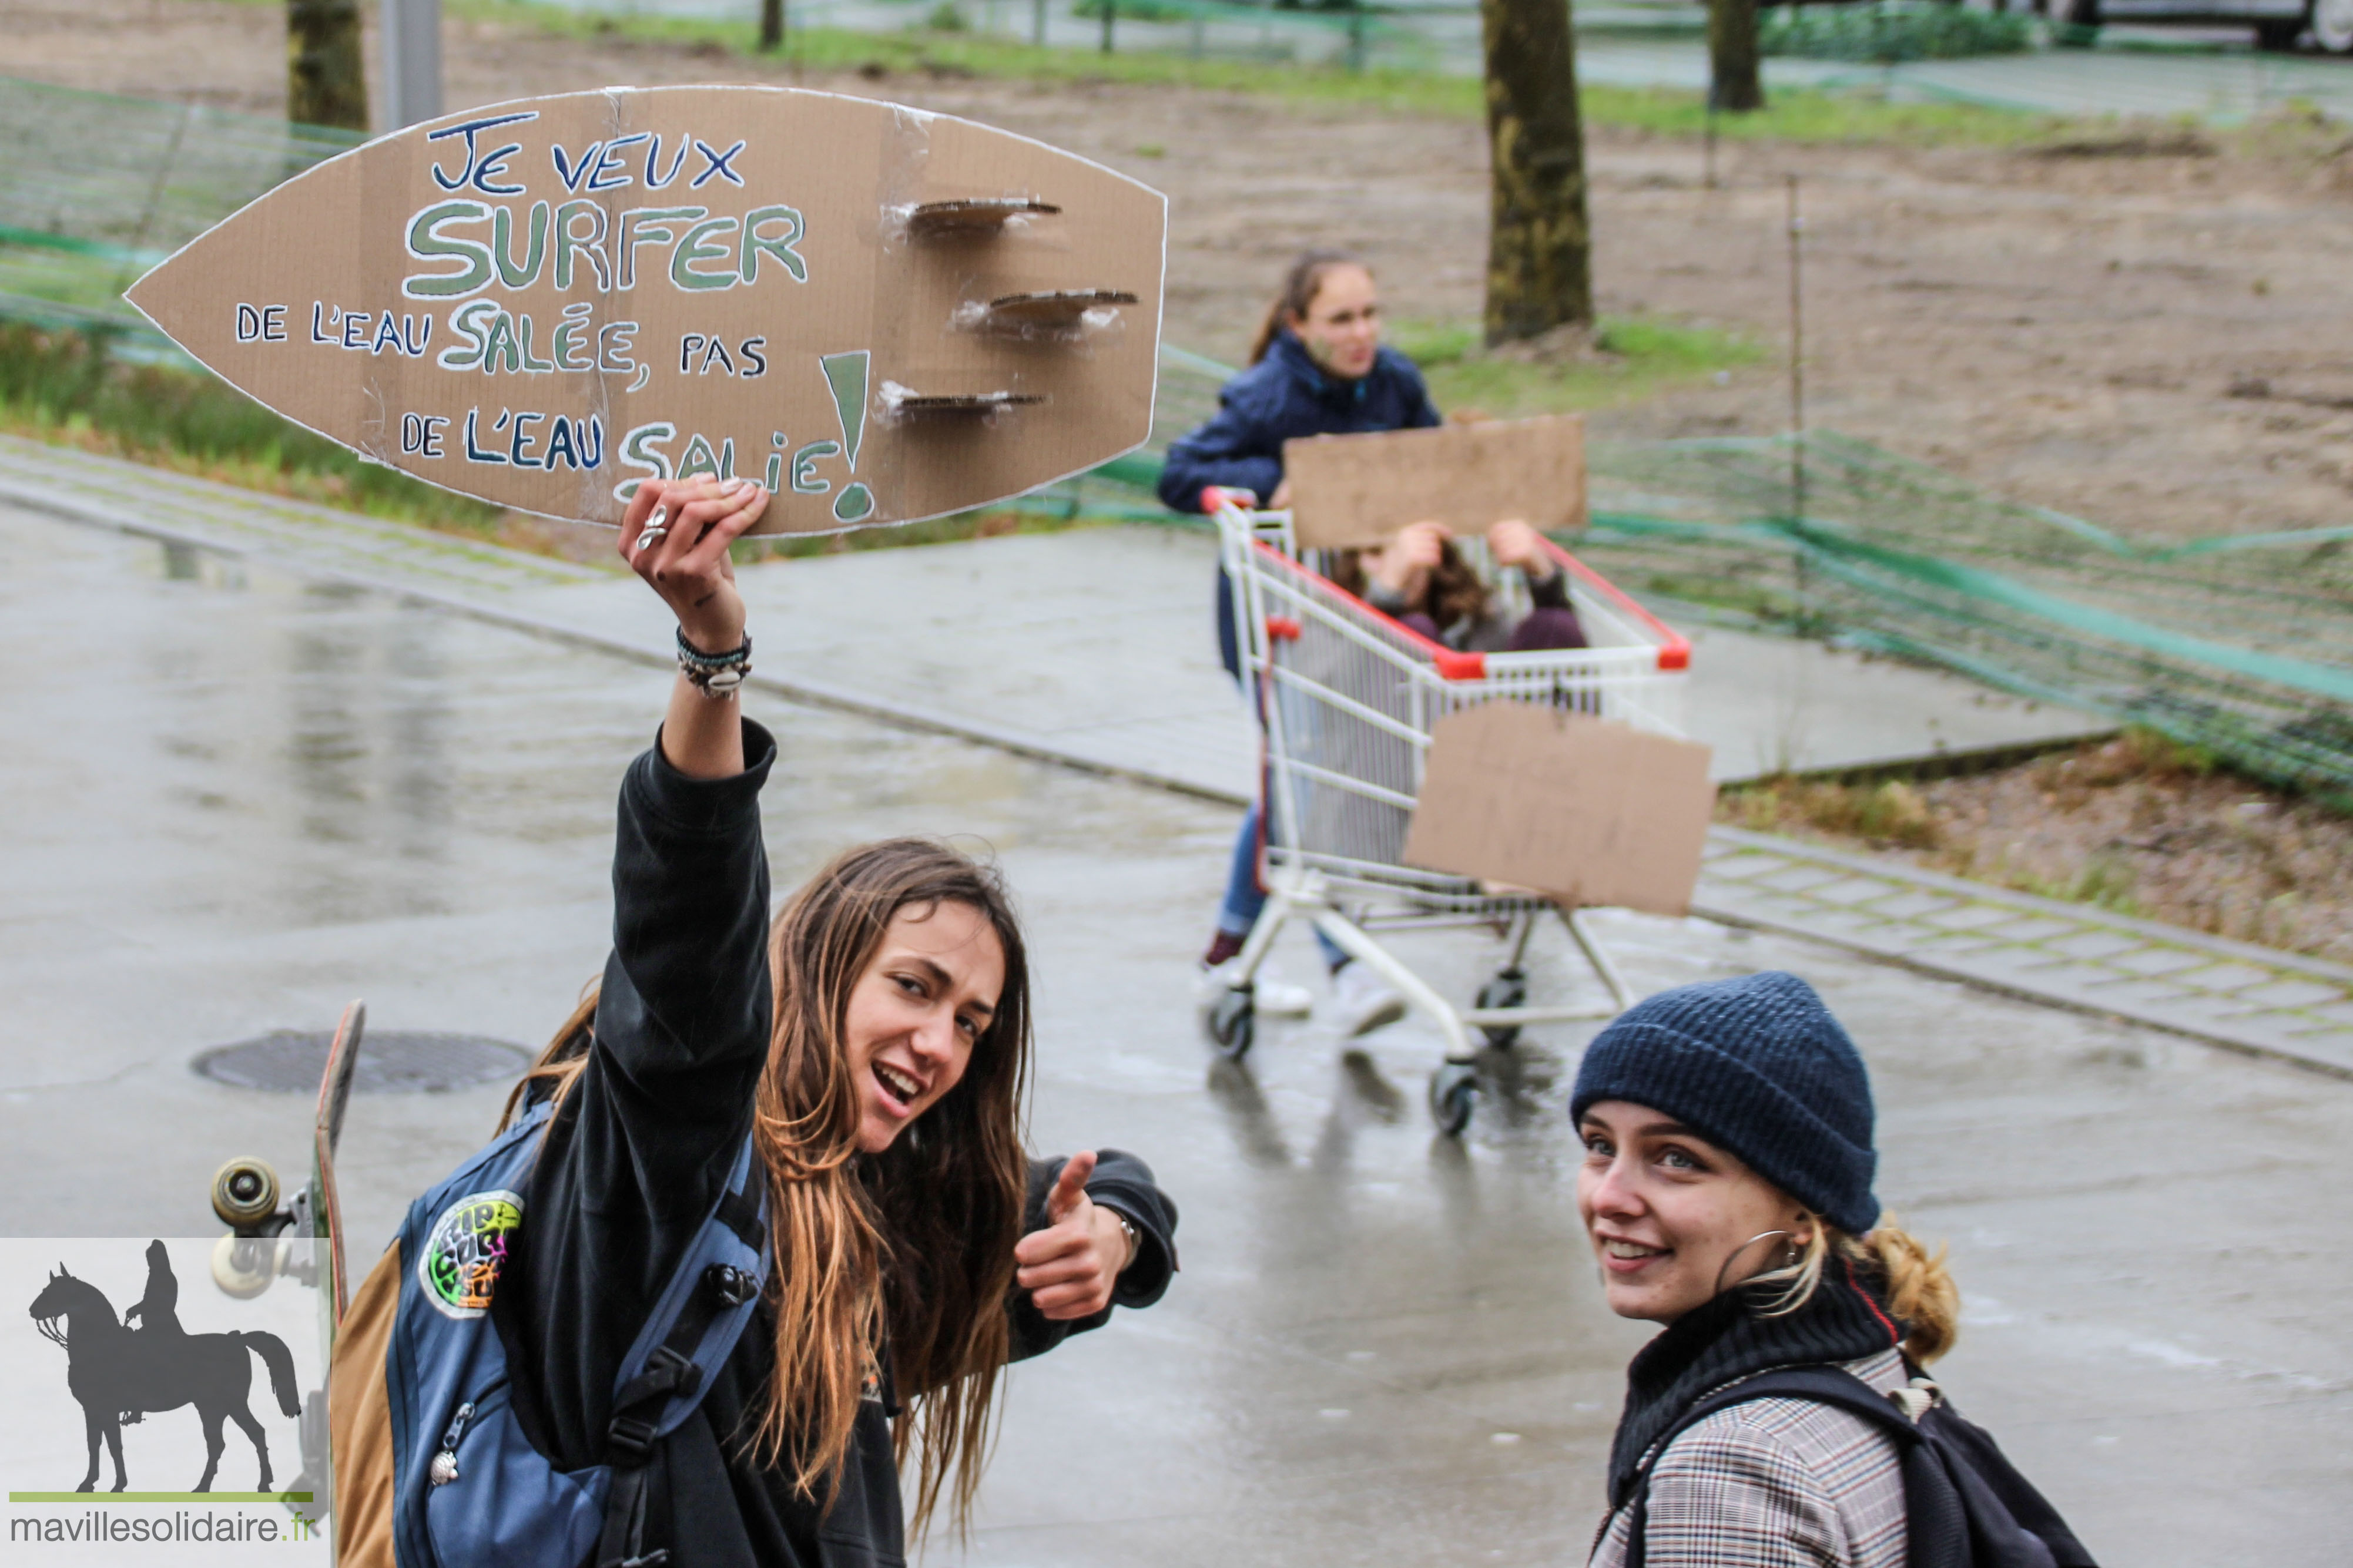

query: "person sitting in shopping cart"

left=1342, top=517, right=1588, bottom=654
left=1158, top=250, right=1440, bottom=1037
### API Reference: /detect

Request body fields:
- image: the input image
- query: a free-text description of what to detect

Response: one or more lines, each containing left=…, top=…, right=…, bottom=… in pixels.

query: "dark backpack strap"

left=595, top=1133, right=770, bottom=1568
left=1622, top=1365, right=1945, bottom=1568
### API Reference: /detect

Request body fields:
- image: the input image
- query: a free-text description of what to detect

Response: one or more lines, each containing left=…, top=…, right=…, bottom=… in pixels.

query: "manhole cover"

left=192, top=1031, right=532, bottom=1094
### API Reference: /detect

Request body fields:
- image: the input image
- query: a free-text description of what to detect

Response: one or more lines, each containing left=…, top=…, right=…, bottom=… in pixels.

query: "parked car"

left=2042, top=0, right=2353, bottom=54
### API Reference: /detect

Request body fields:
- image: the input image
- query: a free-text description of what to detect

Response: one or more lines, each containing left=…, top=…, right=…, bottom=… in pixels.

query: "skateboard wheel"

left=212, top=1156, right=282, bottom=1231
left=210, top=1233, right=277, bottom=1300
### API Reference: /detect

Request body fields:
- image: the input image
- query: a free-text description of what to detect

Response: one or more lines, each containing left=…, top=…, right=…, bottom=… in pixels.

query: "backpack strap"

left=595, top=1130, right=771, bottom=1568
left=1621, top=1364, right=1940, bottom=1568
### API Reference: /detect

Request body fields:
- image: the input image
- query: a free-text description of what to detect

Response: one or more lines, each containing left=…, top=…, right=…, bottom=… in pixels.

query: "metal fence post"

left=380, top=0, right=444, bottom=130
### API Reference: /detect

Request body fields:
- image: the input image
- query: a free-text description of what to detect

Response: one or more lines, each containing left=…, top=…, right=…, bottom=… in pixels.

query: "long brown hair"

left=1248, top=249, right=1367, bottom=365
left=500, top=839, right=1033, bottom=1539
left=1330, top=537, right=1491, bottom=634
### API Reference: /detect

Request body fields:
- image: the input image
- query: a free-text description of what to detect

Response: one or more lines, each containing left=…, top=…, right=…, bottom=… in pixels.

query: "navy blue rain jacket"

left=1159, top=331, right=1441, bottom=676
left=1155, top=331, right=1442, bottom=515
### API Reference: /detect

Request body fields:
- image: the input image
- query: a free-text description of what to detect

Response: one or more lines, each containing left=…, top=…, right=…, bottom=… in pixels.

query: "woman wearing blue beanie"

left=1573, top=971, right=1959, bottom=1568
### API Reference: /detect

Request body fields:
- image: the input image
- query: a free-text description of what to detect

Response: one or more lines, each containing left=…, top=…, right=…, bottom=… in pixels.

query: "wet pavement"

left=6, top=499, right=2353, bottom=1564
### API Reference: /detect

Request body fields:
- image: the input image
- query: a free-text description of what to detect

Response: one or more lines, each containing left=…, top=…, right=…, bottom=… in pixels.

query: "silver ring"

left=635, top=524, right=668, bottom=550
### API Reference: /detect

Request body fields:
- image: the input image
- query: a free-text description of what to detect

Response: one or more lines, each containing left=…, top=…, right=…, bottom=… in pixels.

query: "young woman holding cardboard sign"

left=1160, top=251, right=1441, bottom=1035
left=337, top=475, right=1178, bottom=1567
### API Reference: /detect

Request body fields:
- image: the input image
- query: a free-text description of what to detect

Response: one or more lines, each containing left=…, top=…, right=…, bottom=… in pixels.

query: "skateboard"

left=208, top=998, right=364, bottom=1537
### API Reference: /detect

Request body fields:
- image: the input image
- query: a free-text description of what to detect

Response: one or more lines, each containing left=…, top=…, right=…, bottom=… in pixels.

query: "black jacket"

left=497, top=721, right=1176, bottom=1568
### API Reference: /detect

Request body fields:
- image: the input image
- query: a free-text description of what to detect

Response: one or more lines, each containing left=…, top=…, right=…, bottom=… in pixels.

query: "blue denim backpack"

left=338, top=1097, right=768, bottom=1568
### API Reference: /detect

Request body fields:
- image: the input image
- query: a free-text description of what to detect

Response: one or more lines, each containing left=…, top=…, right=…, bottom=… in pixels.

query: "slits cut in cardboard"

left=126, top=86, right=1167, bottom=535
left=1401, top=702, right=1715, bottom=917
left=1281, top=413, right=1585, bottom=549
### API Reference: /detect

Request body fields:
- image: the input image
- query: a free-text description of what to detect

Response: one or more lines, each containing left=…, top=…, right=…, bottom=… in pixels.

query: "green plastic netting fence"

left=5, top=76, right=2348, bottom=795
left=0, top=79, right=364, bottom=357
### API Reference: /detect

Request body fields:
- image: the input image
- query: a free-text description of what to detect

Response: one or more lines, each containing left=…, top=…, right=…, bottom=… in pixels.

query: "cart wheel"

left=1428, top=1062, right=1477, bottom=1137
left=1475, top=969, right=1528, bottom=1049
left=1206, top=988, right=1256, bottom=1063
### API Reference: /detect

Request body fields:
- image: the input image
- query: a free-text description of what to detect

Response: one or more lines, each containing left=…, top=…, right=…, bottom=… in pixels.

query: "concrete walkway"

left=10, top=434, right=2349, bottom=1073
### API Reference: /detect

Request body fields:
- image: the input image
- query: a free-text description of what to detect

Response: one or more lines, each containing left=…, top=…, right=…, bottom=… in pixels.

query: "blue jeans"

left=1218, top=803, right=1349, bottom=970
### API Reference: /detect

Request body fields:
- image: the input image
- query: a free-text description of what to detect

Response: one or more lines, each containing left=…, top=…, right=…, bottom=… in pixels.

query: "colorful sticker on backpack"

left=418, top=1189, right=524, bottom=1319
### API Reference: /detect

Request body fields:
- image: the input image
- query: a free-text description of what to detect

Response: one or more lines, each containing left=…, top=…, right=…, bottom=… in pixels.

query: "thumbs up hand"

left=1014, top=1151, right=1137, bottom=1322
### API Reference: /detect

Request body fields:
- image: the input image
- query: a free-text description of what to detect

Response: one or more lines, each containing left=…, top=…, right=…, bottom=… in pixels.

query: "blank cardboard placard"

left=1282, top=414, right=1584, bottom=549
left=127, top=86, right=1165, bottom=534
left=1402, top=703, right=1714, bottom=916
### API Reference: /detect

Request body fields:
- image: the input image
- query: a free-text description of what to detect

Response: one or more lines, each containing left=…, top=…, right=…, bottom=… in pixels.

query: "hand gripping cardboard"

left=127, top=86, right=1167, bottom=535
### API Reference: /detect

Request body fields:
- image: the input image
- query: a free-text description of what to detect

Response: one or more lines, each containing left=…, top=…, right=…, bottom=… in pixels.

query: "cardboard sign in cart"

left=129, top=87, right=1167, bottom=533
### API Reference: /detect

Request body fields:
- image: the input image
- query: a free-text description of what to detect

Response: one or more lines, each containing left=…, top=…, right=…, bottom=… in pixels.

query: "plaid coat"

left=1587, top=1349, right=1910, bottom=1568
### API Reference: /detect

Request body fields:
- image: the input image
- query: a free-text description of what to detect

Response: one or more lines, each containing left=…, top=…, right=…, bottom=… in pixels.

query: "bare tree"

left=1479, top=0, right=1593, bottom=344
left=1708, top=0, right=1765, bottom=113
left=288, top=0, right=368, bottom=130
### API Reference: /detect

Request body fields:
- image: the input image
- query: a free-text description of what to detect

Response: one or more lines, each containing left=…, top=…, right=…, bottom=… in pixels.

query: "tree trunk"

left=760, top=0, right=784, bottom=51
left=1479, top=0, right=1593, bottom=345
left=1708, top=0, right=1765, bottom=113
left=287, top=0, right=368, bottom=131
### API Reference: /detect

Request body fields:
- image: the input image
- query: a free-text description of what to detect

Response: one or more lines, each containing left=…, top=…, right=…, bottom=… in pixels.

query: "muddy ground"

left=18, top=0, right=2353, bottom=544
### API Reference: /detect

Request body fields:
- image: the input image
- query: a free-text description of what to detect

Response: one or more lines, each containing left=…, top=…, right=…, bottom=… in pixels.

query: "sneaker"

left=1328, top=961, right=1407, bottom=1038
left=1196, top=959, right=1313, bottom=1017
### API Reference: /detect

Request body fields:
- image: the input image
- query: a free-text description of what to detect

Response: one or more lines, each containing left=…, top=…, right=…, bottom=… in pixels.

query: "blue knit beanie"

left=1570, top=972, right=1879, bottom=1235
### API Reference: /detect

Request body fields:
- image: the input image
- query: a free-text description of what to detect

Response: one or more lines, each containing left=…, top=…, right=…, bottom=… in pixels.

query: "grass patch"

left=1761, top=1, right=2032, bottom=63
left=1390, top=313, right=1765, bottom=417
left=455, top=0, right=2056, bottom=147
left=0, top=323, right=511, bottom=537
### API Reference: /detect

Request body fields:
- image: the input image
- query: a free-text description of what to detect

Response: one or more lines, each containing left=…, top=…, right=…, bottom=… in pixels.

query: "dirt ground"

left=19, top=0, right=2353, bottom=543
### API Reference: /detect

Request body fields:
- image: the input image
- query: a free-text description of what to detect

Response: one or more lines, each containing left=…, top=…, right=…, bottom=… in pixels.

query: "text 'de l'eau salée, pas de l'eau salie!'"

left=218, top=108, right=834, bottom=508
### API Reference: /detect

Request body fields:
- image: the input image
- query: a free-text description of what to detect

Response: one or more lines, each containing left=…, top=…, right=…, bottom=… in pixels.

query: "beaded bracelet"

left=676, top=627, right=752, bottom=698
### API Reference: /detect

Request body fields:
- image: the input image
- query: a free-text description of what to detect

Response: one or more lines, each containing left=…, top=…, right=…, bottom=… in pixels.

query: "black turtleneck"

left=1606, top=1254, right=1903, bottom=1509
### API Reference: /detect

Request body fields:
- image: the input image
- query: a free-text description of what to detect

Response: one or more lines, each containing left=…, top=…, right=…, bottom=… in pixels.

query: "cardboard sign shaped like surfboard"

left=128, top=87, right=1167, bottom=533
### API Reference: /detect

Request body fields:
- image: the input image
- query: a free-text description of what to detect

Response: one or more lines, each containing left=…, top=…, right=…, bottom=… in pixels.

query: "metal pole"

left=1033, top=0, right=1046, bottom=45
left=1786, top=172, right=1809, bottom=624
left=379, top=0, right=443, bottom=129
left=1348, top=2, right=1365, bottom=71
left=1102, top=0, right=1115, bottom=52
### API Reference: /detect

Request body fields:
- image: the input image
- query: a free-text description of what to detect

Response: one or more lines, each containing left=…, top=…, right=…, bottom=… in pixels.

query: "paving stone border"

left=12, top=436, right=2351, bottom=1078
left=1695, top=827, right=2353, bottom=1077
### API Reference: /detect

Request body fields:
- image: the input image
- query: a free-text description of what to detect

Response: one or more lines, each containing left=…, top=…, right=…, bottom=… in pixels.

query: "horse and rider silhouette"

left=27, top=1241, right=301, bottom=1494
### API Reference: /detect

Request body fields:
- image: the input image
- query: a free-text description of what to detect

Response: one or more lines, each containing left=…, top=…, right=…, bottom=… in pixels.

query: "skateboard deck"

left=302, top=999, right=363, bottom=1546
left=313, top=999, right=364, bottom=1340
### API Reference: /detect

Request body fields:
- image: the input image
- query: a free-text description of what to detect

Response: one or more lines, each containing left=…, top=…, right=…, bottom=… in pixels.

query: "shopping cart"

left=1202, top=488, right=1694, bottom=1134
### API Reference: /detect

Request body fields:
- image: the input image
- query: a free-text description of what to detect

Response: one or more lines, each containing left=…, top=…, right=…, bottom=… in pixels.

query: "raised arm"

left=589, top=475, right=778, bottom=1117
left=619, top=476, right=769, bottom=778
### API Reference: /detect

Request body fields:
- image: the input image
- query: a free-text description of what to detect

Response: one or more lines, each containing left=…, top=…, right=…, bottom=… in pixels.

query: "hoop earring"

left=1714, top=1229, right=1791, bottom=1300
